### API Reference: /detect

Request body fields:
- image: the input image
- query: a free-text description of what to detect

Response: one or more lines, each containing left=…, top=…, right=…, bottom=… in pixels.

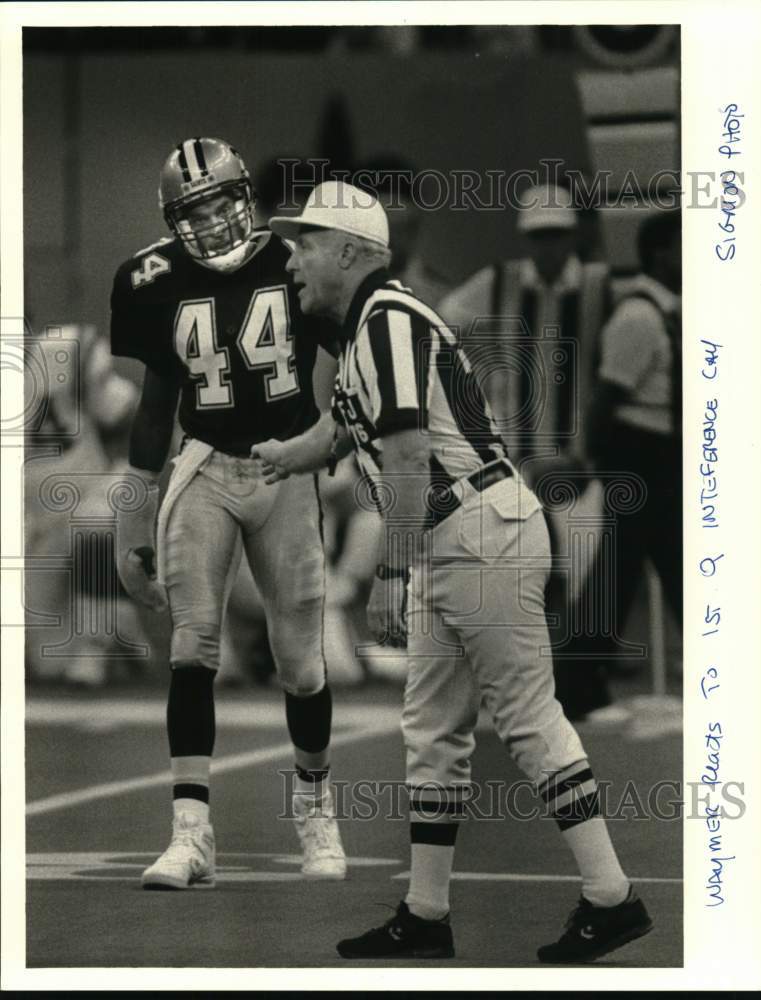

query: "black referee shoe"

left=336, top=901, right=455, bottom=959
left=537, top=888, right=653, bottom=964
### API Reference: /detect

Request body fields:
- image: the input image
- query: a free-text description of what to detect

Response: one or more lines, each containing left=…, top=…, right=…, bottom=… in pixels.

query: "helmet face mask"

left=170, top=184, right=254, bottom=260
left=159, top=138, right=257, bottom=266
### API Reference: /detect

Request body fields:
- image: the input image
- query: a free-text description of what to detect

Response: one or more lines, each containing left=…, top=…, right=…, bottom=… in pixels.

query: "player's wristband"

left=376, top=564, right=408, bottom=581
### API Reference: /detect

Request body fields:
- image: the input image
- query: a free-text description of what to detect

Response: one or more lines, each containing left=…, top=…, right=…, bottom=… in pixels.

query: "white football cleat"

left=293, top=791, right=347, bottom=880
left=142, top=812, right=216, bottom=890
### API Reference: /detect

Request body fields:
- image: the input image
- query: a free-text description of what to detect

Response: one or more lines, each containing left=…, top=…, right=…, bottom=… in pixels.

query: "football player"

left=110, top=138, right=346, bottom=888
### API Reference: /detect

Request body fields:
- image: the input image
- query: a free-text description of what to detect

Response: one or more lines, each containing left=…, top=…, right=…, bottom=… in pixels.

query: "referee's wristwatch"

left=376, top=564, right=408, bottom=581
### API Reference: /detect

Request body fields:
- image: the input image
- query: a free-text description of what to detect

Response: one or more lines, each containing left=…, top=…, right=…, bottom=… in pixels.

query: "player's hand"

left=250, top=439, right=292, bottom=484
left=117, top=546, right=168, bottom=613
left=115, top=470, right=165, bottom=612
left=366, top=574, right=407, bottom=647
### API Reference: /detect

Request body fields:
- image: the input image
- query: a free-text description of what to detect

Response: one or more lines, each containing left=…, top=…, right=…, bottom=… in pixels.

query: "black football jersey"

left=110, top=232, right=336, bottom=453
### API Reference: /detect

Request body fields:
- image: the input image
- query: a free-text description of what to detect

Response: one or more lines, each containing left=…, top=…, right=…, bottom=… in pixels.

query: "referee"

left=255, top=181, right=653, bottom=963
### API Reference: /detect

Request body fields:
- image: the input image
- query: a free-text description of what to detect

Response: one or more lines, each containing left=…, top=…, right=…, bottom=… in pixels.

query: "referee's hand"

left=251, top=439, right=291, bottom=484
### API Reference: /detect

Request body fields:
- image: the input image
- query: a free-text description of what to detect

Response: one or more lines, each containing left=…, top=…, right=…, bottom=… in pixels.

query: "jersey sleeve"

left=109, top=262, right=177, bottom=376
left=597, top=298, right=662, bottom=392
left=356, top=307, right=430, bottom=436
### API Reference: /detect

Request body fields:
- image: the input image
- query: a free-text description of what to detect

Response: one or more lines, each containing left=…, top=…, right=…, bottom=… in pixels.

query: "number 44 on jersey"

left=173, top=286, right=298, bottom=409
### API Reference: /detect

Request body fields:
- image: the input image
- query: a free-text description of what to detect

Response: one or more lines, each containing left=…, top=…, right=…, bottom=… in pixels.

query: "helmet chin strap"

left=195, top=237, right=260, bottom=273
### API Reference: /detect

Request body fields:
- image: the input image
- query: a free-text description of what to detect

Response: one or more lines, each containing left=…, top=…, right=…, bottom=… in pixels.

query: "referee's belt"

left=426, top=459, right=514, bottom=530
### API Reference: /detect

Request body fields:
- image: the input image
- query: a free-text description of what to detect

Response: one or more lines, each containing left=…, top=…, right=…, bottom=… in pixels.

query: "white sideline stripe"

left=25, top=852, right=402, bottom=883
left=26, top=852, right=399, bottom=866
left=391, top=871, right=682, bottom=884
left=26, top=873, right=306, bottom=883
left=26, top=721, right=397, bottom=818
left=26, top=698, right=681, bottom=741
left=26, top=698, right=402, bottom=730
left=26, top=873, right=683, bottom=885
left=24, top=852, right=682, bottom=886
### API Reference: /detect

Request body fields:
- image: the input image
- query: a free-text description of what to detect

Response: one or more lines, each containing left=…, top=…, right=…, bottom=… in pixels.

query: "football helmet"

left=159, top=138, right=257, bottom=270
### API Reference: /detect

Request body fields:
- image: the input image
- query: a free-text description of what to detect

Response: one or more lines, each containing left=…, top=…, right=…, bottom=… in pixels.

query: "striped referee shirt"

left=332, top=268, right=508, bottom=492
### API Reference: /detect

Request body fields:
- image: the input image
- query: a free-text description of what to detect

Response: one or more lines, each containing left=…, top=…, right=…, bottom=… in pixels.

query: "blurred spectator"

left=25, top=324, right=148, bottom=686
left=556, top=210, right=682, bottom=719
left=355, top=157, right=452, bottom=307
left=439, top=181, right=609, bottom=469
left=438, top=182, right=611, bottom=671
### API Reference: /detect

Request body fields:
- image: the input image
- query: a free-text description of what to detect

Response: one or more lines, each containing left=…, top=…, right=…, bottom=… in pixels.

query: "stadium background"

left=24, top=25, right=679, bottom=336
left=22, top=24, right=683, bottom=970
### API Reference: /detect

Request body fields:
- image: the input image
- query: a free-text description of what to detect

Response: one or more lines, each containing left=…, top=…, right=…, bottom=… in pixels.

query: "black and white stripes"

left=176, top=138, right=211, bottom=185
left=538, top=759, right=601, bottom=831
left=336, top=274, right=508, bottom=485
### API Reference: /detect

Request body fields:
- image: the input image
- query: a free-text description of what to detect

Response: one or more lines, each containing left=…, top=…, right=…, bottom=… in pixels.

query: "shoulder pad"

left=114, top=238, right=179, bottom=293
left=133, top=235, right=175, bottom=258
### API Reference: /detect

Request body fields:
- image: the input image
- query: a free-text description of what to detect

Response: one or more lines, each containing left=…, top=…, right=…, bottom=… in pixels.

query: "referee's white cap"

left=517, top=183, right=577, bottom=232
left=270, top=181, right=390, bottom=247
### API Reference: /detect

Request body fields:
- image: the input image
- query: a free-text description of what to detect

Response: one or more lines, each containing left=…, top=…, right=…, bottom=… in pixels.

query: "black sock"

left=284, top=682, right=332, bottom=755
left=167, top=666, right=216, bottom=758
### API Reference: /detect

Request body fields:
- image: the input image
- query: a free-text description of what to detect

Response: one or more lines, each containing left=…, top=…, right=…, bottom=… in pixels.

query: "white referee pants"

left=403, top=486, right=586, bottom=790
